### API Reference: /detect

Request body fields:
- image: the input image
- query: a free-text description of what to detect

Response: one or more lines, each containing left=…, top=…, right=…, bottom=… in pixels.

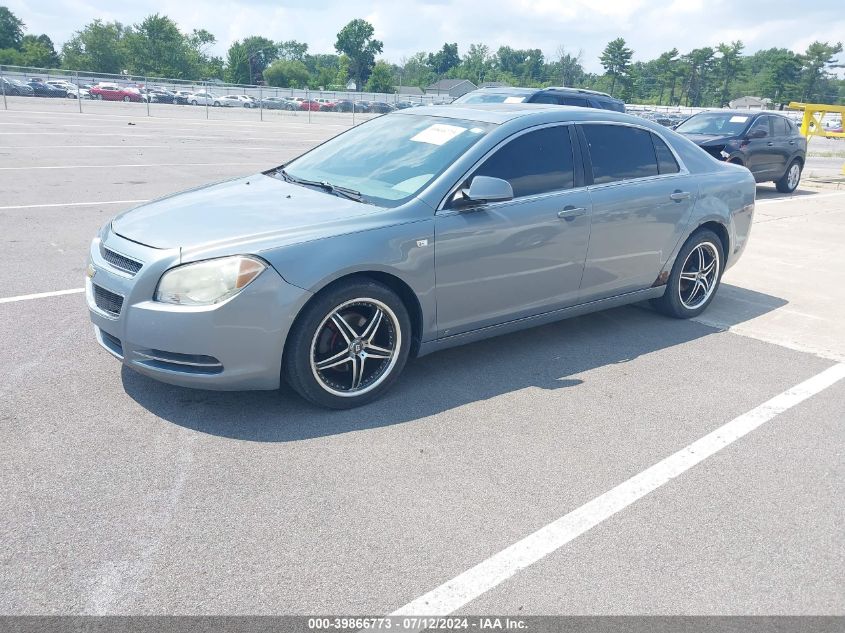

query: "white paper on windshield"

left=411, top=124, right=467, bottom=145
left=504, top=96, right=526, bottom=103
left=729, top=115, right=749, bottom=123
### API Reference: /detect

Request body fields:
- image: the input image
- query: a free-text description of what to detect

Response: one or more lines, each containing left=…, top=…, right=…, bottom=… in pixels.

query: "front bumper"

left=87, top=228, right=311, bottom=390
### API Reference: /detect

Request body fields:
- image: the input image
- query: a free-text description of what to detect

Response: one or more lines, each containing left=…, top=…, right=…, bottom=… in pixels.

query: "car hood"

left=111, top=174, right=384, bottom=251
left=680, top=133, right=738, bottom=147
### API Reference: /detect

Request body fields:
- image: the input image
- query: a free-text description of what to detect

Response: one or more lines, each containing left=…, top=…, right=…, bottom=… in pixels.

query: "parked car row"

left=2, top=77, right=67, bottom=97
left=2, top=78, right=435, bottom=111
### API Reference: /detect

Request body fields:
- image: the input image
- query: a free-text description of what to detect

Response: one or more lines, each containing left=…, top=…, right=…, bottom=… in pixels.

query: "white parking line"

left=0, top=162, right=266, bottom=171
left=0, top=288, right=84, bottom=304
left=0, top=200, right=148, bottom=210
left=391, top=362, right=845, bottom=619
left=0, top=109, right=352, bottom=128
left=0, top=132, right=321, bottom=142
left=3, top=145, right=283, bottom=150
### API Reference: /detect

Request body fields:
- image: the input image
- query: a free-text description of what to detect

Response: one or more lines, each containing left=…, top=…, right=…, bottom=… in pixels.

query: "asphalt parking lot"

left=1, top=102, right=844, bottom=617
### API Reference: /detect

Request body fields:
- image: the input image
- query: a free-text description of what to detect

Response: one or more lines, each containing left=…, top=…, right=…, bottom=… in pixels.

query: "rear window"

left=582, top=124, right=659, bottom=184
left=530, top=94, right=590, bottom=107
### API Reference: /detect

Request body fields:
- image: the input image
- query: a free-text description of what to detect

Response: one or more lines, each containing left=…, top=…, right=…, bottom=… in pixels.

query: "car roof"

left=395, top=102, right=635, bottom=125
left=466, top=86, right=617, bottom=99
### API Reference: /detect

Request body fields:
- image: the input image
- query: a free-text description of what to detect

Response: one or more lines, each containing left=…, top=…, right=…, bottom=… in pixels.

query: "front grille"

left=92, top=284, right=124, bottom=317
left=101, top=246, right=143, bottom=276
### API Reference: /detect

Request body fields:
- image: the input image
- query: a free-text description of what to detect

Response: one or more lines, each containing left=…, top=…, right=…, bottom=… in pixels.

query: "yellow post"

left=788, top=102, right=845, bottom=175
left=788, top=102, right=845, bottom=140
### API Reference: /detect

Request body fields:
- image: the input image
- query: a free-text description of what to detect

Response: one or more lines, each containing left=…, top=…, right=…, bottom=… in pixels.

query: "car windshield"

left=676, top=112, right=753, bottom=135
left=454, top=92, right=534, bottom=104
left=280, top=114, right=495, bottom=207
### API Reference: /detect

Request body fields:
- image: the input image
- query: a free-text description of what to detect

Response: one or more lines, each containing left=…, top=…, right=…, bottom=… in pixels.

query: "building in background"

left=729, top=96, right=772, bottom=110
left=425, top=79, right=477, bottom=99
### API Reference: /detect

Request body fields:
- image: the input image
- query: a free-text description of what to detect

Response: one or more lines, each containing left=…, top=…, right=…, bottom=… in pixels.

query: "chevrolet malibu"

left=87, top=104, right=755, bottom=408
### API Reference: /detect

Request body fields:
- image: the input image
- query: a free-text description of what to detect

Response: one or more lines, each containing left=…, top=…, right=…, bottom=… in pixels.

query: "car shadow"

left=121, top=284, right=787, bottom=443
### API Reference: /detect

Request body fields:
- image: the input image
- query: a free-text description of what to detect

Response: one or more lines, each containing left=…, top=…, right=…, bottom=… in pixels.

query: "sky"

left=10, top=0, right=845, bottom=73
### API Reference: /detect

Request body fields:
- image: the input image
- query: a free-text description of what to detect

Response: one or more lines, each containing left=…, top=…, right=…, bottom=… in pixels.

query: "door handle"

left=557, top=206, right=586, bottom=221
left=669, top=191, right=691, bottom=201
left=789, top=140, right=796, bottom=145
left=767, top=142, right=775, bottom=146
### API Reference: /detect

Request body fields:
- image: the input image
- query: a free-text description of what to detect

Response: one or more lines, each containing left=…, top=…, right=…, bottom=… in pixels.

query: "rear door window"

left=772, top=116, right=790, bottom=137
left=470, top=126, right=575, bottom=198
left=582, top=124, right=659, bottom=184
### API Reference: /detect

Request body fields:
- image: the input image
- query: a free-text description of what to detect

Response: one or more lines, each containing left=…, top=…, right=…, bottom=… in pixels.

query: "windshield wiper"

left=276, top=168, right=364, bottom=202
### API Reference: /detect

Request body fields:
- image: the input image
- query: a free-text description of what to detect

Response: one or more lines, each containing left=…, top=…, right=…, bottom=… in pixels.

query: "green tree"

left=0, top=47, right=24, bottom=65
left=334, top=19, right=383, bottom=91
left=680, top=47, right=715, bottom=106
left=739, top=48, right=801, bottom=104
left=0, top=6, right=24, bottom=50
left=799, top=41, right=843, bottom=102
left=279, top=40, right=308, bottom=62
left=60, top=20, right=126, bottom=74
left=335, top=54, right=351, bottom=87
left=226, top=36, right=278, bottom=84
left=305, top=53, right=340, bottom=89
left=123, top=14, right=196, bottom=78
left=365, top=60, right=395, bottom=93
left=263, top=59, right=310, bottom=88
left=716, top=41, right=744, bottom=106
left=428, top=42, right=459, bottom=75
left=399, top=51, right=434, bottom=88
left=186, top=29, right=222, bottom=79
left=599, top=37, right=633, bottom=97
left=653, top=48, right=679, bottom=105
left=554, top=46, right=585, bottom=87
left=459, top=43, right=493, bottom=85
left=20, top=34, right=60, bottom=68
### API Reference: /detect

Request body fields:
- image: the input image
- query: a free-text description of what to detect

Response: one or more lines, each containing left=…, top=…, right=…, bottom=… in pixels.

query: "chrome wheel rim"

left=787, top=163, right=800, bottom=190
left=310, top=298, right=401, bottom=397
left=678, top=241, right=720, bottom=310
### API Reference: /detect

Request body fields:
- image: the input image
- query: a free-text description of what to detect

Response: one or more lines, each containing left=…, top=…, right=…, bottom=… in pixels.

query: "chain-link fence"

left=1, top=64, right=815, bottom=131
left=0, top=64, right=448, bottom=125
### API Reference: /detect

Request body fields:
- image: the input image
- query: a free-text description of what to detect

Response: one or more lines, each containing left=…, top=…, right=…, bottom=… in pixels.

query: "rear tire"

left=283, top=279, right=411, bottom=409
left=651, top=229, right=724, bottom=319
left=776, top=159, right=802, bottom=193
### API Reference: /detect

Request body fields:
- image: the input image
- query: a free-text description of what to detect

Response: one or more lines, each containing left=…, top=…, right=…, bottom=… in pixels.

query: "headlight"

left=154, top=256, right=266, bottom=306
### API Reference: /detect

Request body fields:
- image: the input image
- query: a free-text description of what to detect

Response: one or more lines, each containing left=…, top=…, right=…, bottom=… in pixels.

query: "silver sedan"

left=87, top=104, right=755, bottom=408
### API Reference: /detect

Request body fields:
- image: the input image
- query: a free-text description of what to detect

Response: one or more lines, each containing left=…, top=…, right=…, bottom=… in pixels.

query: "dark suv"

left=453, top=86, right=625, bottom=112
left=675, top=111, right=807, bottom=193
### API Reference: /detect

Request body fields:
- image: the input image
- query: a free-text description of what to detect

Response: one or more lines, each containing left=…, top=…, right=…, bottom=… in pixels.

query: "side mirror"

left=748, top=128, right=767, bottom=139
left=461, top=176, right=514, bottom=205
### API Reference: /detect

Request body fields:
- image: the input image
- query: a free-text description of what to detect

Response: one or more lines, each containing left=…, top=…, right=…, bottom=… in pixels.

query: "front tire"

left=284, top=279, right=412, bottom=409
left=651, top=229, right=724, bottom=319
left=776, top=159, right=802, bottom=193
